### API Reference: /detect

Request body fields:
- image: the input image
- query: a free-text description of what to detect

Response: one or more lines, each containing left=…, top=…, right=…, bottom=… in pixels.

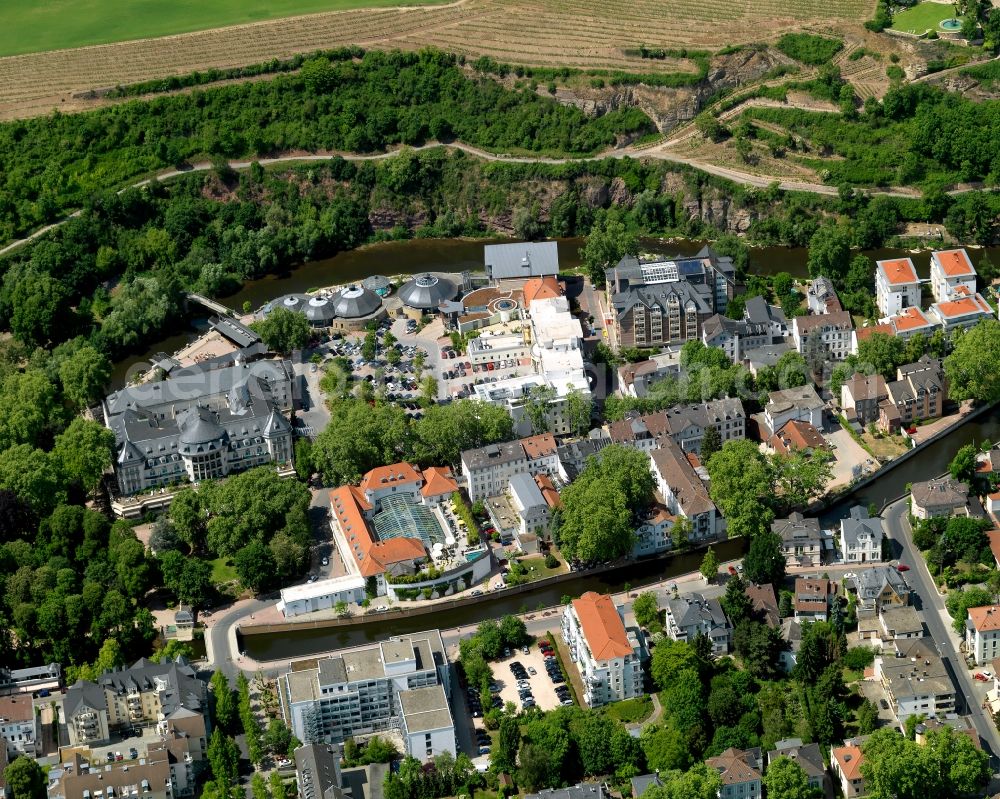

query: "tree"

left=410, top=400, right=513, bottom=465
left=564, top=388, right=593, bottom=438
left=51, top=418, right=115, bottom=493
left=707, top=441, right=775, bottom=538
left=208, top=729, right=240, bottom=792
left=420, top=375, right=438, bottom=404
left=632, top=591, right=660, bottom=629
left=57, top=342, right=112, bottom=410
left=700, top=425, right=722, bottom=462
left=775, top=448, right=834, bottom=511
left=695, top=112, right=728, bottom=142
left=3, top=756, right=46, bottom=799
left=946, top=585, right=994, bottom=634
left=169, top=489, right=205, bottom=553
left=254, top=306, right=310, bottom=353
left=234, top=540, right=278, bottom=593
left=857, top=332, right=906, bottom=380
left=641, top=722, right=694, bottom=773
left=650, top=639, right=699, bottom=692
left=499, top=614, right=527, bottom=647
left=857, top=699, right=879, bottom=735
left=944, top=319, right=1000, bottom=404
left=580, top=209, right=639, bottom=286
left=733, top=619, right=783, bottom=679
left=700, top=547, right=720, bottom=582
left=806, top=224, right=852, bottom=281
left=744, top=531, right=786, bottom=585
left=949, top=443, right=978, bottom=485
left=264, top=718, right=293, bottom=756
left=644, top=763, right=722, bottom=799
left=211, top=670, right=237, bottom=733
left=721, top=574, right=753, bottom=625
left=495, top=716, right=521, bottom=773
left=764, top=756, right=822, bottom=799
left=313, top=399, right=409, bottom=484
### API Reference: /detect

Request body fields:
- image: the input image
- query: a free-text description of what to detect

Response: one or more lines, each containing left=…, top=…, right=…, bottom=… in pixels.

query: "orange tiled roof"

left=968, top=605, right=1000, bottom=632
left=572, top=591, right=633, bottom=660
left=523, top=276, right=562, bottom=307
left=856, top=323, right=893, bottom=343
left=771, top=419, right=827, bottom=454
left=878, top=258, right=918, bottom=286
left=534, top=473, right=562, bottom=509
left=934, top=293, right=991, bottom=319
left=421, top=466, right=459, bottom=498
left=832, top=744, right=864, bottom=781
left=360, top=462, right=423, bottom=492
left=892, top=307, right=934, bottom=332
left=934, top=248, right=975, bottom=277
left=521, top=432, right=557, bottom=460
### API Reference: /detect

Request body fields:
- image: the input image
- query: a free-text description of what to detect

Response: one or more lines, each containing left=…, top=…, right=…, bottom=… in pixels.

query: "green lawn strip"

left=0, top=0, right=448, bottom=57
left=890, top=2, right=954, bottom=35
left=603, top=695, right=653, bottom=723
left=209, top=556, right=238, bottom=585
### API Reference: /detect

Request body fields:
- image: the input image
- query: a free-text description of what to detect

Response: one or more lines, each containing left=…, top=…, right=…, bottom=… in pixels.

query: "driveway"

left=826, top=426, right=878, bottom=490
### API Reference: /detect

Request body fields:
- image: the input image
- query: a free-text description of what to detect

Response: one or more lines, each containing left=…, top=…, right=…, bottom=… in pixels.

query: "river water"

left=101, top=233, right=1000, bottom=657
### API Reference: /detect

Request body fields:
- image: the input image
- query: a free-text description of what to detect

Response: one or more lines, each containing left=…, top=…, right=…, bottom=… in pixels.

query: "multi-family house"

left=700, top=314, right=772, bottom=363
left=649, top=438, right=720, bottom=541
left=886, top=306, right=936, bottom=341
left=461, top=433, right=558, bottom=501
left=877, top=637, right=956, bottom=721
left=0, top=695, right=38, bottom=757
left=929, top=289, right=993, bottom=332
left=792, top=312, right=856, bottom=362
left=930, top=248, right=977, bottom=304
left=705, top=747, right=763, bottom=799
left=966, top=605, right=1000, bottom=665
left=772, top=513, right=822, bottom=568
left=794, top=578, right=836, bottom=622
left=561, top=592, right=644, bottom=708
left=607, top=398, right=746, bottom=456
left=841, top=373, right=888, bottom=428
left=294, top=743, right=346, bottom=799
left=632, top=504, right=676, bottom=558
left=746, top=583, right=780, bottom=628
left=880, top=356, right=947, bottom=432
left=807, top=276, right=842, bottom=314
left=910, top=477, right=968, bottom=520
left=878, top=606, right=923, bottom=642
left=831, top=740, right=866, bottom=798
left=555, top=438, right=611, bottom=482
left=852, top=566, right=911, bottom=611
left=839, top=506, right=884, bottom=564
left=280, top=631, right=454, bottom=759
left=665, top=593, right=731, bottom=655
left=875, top=257, right=921, bottom=317
left=744, top=296, right=789, bottom=340
left=764, top=385, right=825, bottom=435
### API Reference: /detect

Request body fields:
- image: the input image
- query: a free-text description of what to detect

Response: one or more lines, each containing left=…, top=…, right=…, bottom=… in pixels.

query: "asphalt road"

left=885, top=497, right=1000, bottom=764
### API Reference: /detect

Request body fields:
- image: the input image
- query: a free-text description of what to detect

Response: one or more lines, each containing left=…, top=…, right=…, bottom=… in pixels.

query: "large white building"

left=839, top=505, right=884, bottom=564
left=791, top=312, right=856, bottom=362
left=280, top=631, right=455, bottom=760
left=562, top=592, right=644, bottom=708
left=461, top=433, right=558, bottom=502
left=876, top=257, right=921, bottom=317
left=875, top=638, right=955, bottom=722
left=930, top=248, right=977, bottom=303
left=966, top=605, right=1000, bottom=666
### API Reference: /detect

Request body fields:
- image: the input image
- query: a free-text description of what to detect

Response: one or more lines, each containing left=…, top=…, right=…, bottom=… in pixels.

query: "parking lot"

left=492, top=640, right=573, bottom=714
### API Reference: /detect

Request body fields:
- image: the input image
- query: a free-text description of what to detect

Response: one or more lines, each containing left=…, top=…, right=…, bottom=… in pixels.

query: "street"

left=884, top=497, right=1000, bottom=763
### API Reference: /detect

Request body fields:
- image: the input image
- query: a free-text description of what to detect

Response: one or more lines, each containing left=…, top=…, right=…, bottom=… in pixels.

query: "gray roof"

left=853, top=565, right=909, bottom=603
left=911, top=477, right=968, bottom=511
left=772, top=512, right=821, bottom=545
left=66, top=657, right=203, bottom=719
left=462, top=440, right=526, bottom=472
left=667, top=592, right=728, bottom=630
left=611, top=279, right=712, bottom=319
left=747, top=342, right=792, bottom=370
left=63, top=680, right=108, bottom=718
left=881, top=638, right=954, bottom=701
left=177, top=406, right=225, bottom=447
left=744, top=296, right=786, bottom=328
left=766, top=385, right=824, bottom=415
left=556, top=438, right=611, bottom=481
left=525, top=785, right=605, bottom=799
left=398, top=684, right=453, bottom=733
left=484, top=241, right=560, bottom=280
left=880, top=605, right=922, bottom=636
left=630, top=774, right=662, bottom=798
left=342, top=764, right=386, bottom=799
left=840, top=505, right=884, bottom=549
left=295, top=744, right=345, bottom=799
left=606, top=247, right=735, bottom=294
left=767, top=740, right=826, bottom=781
left=607, top=398, right=746, bottom=447
left=650, top=439, right=716, bottom=517
left=210, top=316, right=260, bottom=348
left=332, top=286, right=382, bottom=319
left=509, top=472, right=546, bottom=510
left=399, top=273, right=457, bottom=309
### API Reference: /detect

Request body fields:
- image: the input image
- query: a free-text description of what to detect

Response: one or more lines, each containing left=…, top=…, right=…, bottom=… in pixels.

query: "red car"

left=974, top=672, right=990, bottom=682
left=538, top=640, right=550, bottom=649
left=897, top=564, right=910, bottom=572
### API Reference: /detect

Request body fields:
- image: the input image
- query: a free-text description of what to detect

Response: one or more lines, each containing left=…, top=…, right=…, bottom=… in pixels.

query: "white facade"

left=561, top=593, right=643, bottom=708
left=764, top=386, right=824, bottom=435
left=632, top=508, right=675, bottom=558
left=0, top=696, right=38, bottom=756
left=508, top=473, right=550, bottom=537
left=966, top=606, right=1000, bottom=666
left=791, top=313, right=856, bottom=361
left=930, top=249, right=977, bottom=303
left=468, top=333, right=529, bottom=366
left=278, top=575, right=367, bottom=618
left=876, top=258, right=921, bottom=317
left=461, top=436, right=558, bottom=502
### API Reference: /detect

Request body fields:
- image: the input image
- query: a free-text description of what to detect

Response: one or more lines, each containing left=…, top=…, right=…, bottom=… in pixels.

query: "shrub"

left=776, top=33, right=845, bottom=65
left=544, top=552, right=559, bottom=569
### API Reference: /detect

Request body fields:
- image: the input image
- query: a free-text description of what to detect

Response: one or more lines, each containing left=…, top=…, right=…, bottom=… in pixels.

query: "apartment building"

left=793, top=578, right=836, bottom=622
left=705, top=748, right=762, bottom=799
left=875, top=257, right=921, bottom=317
left=461, top=433, right=558, bottom=501
left=881, top=356, right=947, bottom=432
left=764, top=385, right=825, bottom=435
left=562, top=592, right=644, bottom=708
left=649, top=438, right=720, bottom=541
left=632, top=504, right=676, bottom=558
left=700, top=314, right=773, bottom=363
left=910, top=477, right=969, bottom=520
left=930, top=248, right=977, bottom=303
left=839, top=506, right=884, bottom=564
left=467, top=332, right=529, bottom=366
left=877, top=638, right=955, bottom=721
left=607, top=398, right=746, bottom=456
left=929, top=289, right=993, bottom=332
left=792, top=312, right=856, bottom=362
left=280, top=631, right=454, bottom=760
left=807, top=276, right=842, bottom=314
left=841, top=373, right=888, bottom=428
left=0, top=695, right=38, bottom=757
left=48, top=743, right=179, bottom=799
left=63, top=658, right=208, bottom=748
left=852, top=565, right=911, bottom=611
left=966, top=605, right=1000, bottom=666
left=772, top=513, right=822, bottom=568
left=665, top=593, right=731, bottom=656
left=886, top=306, right=936, bottom=341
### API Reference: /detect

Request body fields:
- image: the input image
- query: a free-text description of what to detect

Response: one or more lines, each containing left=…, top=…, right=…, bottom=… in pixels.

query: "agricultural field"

left=0, top=0, right=876, bottom=119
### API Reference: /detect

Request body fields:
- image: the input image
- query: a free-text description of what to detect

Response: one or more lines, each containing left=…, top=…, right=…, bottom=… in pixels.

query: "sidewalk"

left=908, top=399, right=976, bottom=446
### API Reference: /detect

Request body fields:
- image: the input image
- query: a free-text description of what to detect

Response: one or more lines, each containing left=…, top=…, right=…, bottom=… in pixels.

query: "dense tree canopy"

left=707, top=440, right=776, bottom=538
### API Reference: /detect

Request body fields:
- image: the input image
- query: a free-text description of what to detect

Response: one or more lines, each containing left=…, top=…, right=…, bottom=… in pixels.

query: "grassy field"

left=604, top=695, right=654, bottom=723
left=890, top=2, right=955, bottom=35
left=209, top=557, right=238, bottom=586
left=0, top=0, right=449, bottom=57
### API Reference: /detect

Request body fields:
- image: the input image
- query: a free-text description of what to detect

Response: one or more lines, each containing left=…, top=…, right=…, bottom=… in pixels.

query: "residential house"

left=507, top=472, right=551, bottom=553
left=886, top=306, right=936, bottom=341
left=767, top=739, right=832, bottom=799
left=770, top=419, right=829, bottom=456
left=772, top=513, right=822, bottom=568
left=831, top=741, right=866, bottom=799
left=0, top=695, right=37, bottom=757
left=841, top=373, right=888, bottom=428
left=556, top=438, right=611, bottom=482
left=852, top=565, right=911, bottom=611
left=879, top=606, right=923, bottom=642
left=649, top=438, right=720, bottom=541
left=484, top=241, right=559, bottom=282
left=744, top=296, right=789, bottom=340
left=665, top=593, right=731, bottom=656
left=966, top=605, right=1000, bottom=666
left=839, top=506, right=884, bottom=564
left=780, top=618, right=803, bottom=673
left=524, top=785, right=605, bottom=799
left=876, top=257, right=921, bottom=317
left=616, top=350, right=682, bottom=398
left=792, top=311, right=856, bottom=362
left=929, top=289, right=993, bottom=332
left=705, top=747, right=763, bottom=799
left=877, top=637, right=956, bottom=721
left=633, top=504, right=676, bottom=558
left=880, top=356, right=947, bottom=432
left=700, top=314, right=772, bottom=363
left=930, top=248, right=977, bottom=303
left=280, top=630, right=454, bottom=758
left=807, top=276, right=842, bottom=314
left=561, top=592, right=644, bottom=708
left=48, top=743, right=182, bottom=799
left=420, top=466, right=460, bottom=508
left=461, top=433, right=558, bottom=501
left=607, top=398, right=746, bottom=456
left=794, top=578, right=836, bottom=622
left=629, top=774, right=662, bottom=798
left=764, top=384, right=825, bottom=435
left=746, top=342, right=794, bottom=378
left=295, top=743, right=346, bottom=799
left=910, top=477, right=969, bottom=520
left=745, top=583, right=780, bottom=628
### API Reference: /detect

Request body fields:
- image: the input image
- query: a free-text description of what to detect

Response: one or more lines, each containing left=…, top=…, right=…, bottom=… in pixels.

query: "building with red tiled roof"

left=831, top=742, right=865, bottom=798
left=705, top=747, right=763, bottom=799
left=523, top=276, right=563, bottom=308
left=966, top=605, right=1000, bottom=665
left=521, top=432, right=557, bottom=461
left=931, top=248, right=977, bottom=303
left=888, top=306, right=936, bottom=340
left=534, top=473, right=562, bottom=509
left=876, top=257, right=921, bottom=317
left=420, top=466, right=459, bottom=505
left=855, top=323, right=893, bottom=343
left=360, top=462, right=424, bottom=503
left=929, top=291, right=993, bottom=332
left=562, top=592, right=643, bottom=707
left=769, top=419, right=829, bottom=455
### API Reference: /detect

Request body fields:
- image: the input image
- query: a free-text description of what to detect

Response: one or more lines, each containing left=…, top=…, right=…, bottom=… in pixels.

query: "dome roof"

left=399, top=273, right=456, bottom=310
left=363, top=275, right=392, bottom=296
left=332, top=285, right=382, bottom=318
left=304, top=295, right=336, bottom=322
left=177, top=407, right=225, bottom=446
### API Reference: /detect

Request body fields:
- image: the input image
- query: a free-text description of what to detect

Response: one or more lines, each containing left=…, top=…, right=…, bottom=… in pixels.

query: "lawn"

left=604, top=695, right=654, bottom=724
left=0, top=0, right=449, bottom=56
left=209, top=557, right=238, bottom=586
left=519, top=556, right=567, bottom=583
left=890, top=2, right=956, bottom=35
